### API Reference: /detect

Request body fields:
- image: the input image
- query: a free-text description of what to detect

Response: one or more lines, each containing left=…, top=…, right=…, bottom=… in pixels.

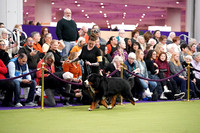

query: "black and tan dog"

left=84, top=73, right=135, bottom=111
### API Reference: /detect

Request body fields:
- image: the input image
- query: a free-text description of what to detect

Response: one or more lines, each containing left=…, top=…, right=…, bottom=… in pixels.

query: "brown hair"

left=172, top=36, right=180, bottom=43
left=41, top=27, right=49, bottom=38
left=68, top=52, right=78, bottom=65
left=158, top=52, right=167, bottom=62
left=131, top=29, right=139, bottom=38
left=89, top=33, right=97, bottom=41
left=159, top=35, right=167, bottom=42
left=143, top=31, right=152, bottom=43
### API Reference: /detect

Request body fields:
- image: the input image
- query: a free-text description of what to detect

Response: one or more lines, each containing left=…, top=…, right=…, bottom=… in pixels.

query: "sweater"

left=169, top=61, right=186, bottom=77
left=155, top=59, right=170, bottom=78
left=62, top=62, right=82, bottom=79
left=0, top=59, right=7, bottom=79
left=56, top=18, right=79, bottom=41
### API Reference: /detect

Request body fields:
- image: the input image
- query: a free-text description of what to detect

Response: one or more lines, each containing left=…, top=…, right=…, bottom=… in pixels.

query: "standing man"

left=56, top=8, right=79, bottom=60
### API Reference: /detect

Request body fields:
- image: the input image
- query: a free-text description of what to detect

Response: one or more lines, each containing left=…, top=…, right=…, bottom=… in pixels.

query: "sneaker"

left=160, top=92, right=168, bottom=100
left=63, top=102, right=72, bottom=107
left=174, top=92, right=185, bottom=100
left=133, top=97, right=139, bottom=102
left=15, top=102, right=23, bottom=107
left=25, top=102, right=38, bottom=107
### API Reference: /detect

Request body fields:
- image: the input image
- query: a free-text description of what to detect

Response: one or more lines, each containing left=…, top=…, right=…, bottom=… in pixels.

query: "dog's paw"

left=107, top=105, right=113, bottom=109
left=88, top=108, right=93, bottom=111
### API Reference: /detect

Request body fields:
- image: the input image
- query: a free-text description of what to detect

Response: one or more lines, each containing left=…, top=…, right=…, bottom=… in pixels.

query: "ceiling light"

left=77, top=4, right=80, bottom=7
left=107, top=23, right=109, bottom=25
left=108, top=26, right=110, bottom=28
left=106, top=20, right=109, bottom=22
left=104, top=16, right=107, bottom=18
left=87, top=16, right=89, bottom=18
left=59, top=8, right=62, bottom=11
left=147, top=6, right=150, bottom=9
left=176, top=1, right=179, bottom=4
left=24, top=0, right=27, bottom=2
left=143, top=13, right=145, bottom=16
left=82, top=10, right=84, bottom=12
left=101, top=6, right=104, bottom=8
left=141, top=16, right=144, bottom=18
left=26, top=12, right=29, bottom=15
left=75, top=1, right=77, bottom=3
left=161, top=15, right=164, bottom=17
left=99, top=11, right=102, bottom=13
left=53, top=17, right=56, bottom=20
left=100, top=3, right=103, bottom=5
left=123, top=12, right=126, bottom=15
left=104, top=13, right=107, bottom=16
left=139, top=19, right=142, bottom=21
left=51, top=2, right=55, bottom=5
left=85, top=14, right=88, bottom=16
left=125, top=5, right=127, bottom=7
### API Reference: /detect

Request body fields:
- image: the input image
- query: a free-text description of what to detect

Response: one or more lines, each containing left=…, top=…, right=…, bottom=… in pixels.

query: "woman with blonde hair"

left=169, top=52, right=195, bottom=98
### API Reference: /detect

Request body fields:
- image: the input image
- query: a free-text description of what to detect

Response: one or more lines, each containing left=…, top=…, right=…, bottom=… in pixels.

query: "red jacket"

left=36, top=58, right=55, bottom=85
left=0, top=59, right=7, bottom=79
left=155, top=59, right=170, bottom=78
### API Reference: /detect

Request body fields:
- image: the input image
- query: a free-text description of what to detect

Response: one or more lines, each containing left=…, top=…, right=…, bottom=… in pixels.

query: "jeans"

left=61, top=41, right=76, bottom=60
left=138, top=74, right=157, bottom=92
left=13, top=79, right=36, bottom=103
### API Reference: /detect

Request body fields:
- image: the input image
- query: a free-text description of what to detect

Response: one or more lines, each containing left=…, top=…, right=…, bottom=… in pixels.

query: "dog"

left=84, top=73, right=135, bottom=111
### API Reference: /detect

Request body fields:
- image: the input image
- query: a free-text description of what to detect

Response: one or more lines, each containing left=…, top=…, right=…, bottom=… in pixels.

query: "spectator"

left=0, top=22, right=5, bottom=28
left=152, top=30, right=161, bottom=44
left=112, top=39, right=128, bottom=62
left=191, top=52, right=200, bottom=90
left=147, top=38, right=157, bottom=47
left=78, top=26, right=89, bottom=44
left=158, top=35, right=167, bottom=52
left=42, top=33, right=52, bottom=53
left=137, top=35, right=146, bottom=51
left=56, top=8, right=79, bottom=60
left=188, top=43, right=197, bottom=54
left=131, top=29, right=140, bottom=44
left=91, top=26, right=107, bottom=46
left=155, top=52, right=185, bottom=100
left=179, top=43, right=190, bottom=63
left=70, top=37, right=86, bottom=56
left=43, top=71, right=82, bottom=106
left=169, top=52, right=196, bottom=99
left=132, top=42, right=141, bottom=53
left=36, top=52, right=55, bottom=85
left=143, top=31, right=152, bottom=44
left=24, top=31, right=43, bottom=53
left=18, top=37, right=43, bottom=78
left=0, top=39, right=10, bottom=65
left=8, top=53, right=37, bottom=107
left=166, top=32, right=176, bottom=44
left=39, top=27, right=50, bottom=46
left=124, top=38, right=132, bottom=54
left=47, top=40, right=63, bottom=72
left=0, top=59, right=14, bottom=107
left=135, top=49, right=157, bottom=98
left=106, top=36, right=118, bottom=57
left=116, top=29, right=125, bottom=42
left=13, top=24, right=26, bottom=46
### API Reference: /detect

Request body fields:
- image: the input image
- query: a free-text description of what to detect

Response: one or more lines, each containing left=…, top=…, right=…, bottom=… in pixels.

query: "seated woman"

left=155, top=52, right=185, bottom=100
left=145, top=50, right=167, bottom=100
left=47, top=40, right=63, bottom=72
left=36, top=52, right=55, bottom=85
left=135, top=49, right=157, bottom=99
left=182, top=55, right=199, bottom=98
left=169, top=52, right=196, bottom=99
left=112, top=39, right=128, bottom=62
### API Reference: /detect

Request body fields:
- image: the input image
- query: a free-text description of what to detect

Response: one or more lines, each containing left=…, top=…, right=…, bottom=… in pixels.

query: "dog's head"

left=84, top=73, right=102, bottom=88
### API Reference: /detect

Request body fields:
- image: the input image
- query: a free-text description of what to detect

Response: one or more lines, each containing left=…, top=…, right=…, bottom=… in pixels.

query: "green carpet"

left=0, top=100, right=200, bottom=133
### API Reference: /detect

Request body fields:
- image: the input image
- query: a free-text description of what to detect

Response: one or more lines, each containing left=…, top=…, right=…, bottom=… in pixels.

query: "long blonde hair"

left=136, top=49, right=144, bottom=62
left=170, top=52, right=181, bottom=66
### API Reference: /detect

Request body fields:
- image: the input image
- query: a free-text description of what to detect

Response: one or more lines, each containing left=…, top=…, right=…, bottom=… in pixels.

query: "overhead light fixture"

left=147, top=6, right=150, bottom=9
left=141, top=16, right=144, bottom=18
left=75, top=1, right=77, bottom=3
left=123, top=12, right=126, bottom=15
left=85, top=14, right=88, bottom=16
left=26, top=12, right=29, bottom=15
left=143, top=13, right=145, bottom=16
left=125, top=5, right=127, bottom=7
left=82, top=10, right=84, bottom=12
left=100, top=3, right=103, bottom=5
left=161, top=15, right=164, bottom=17
left=99, top=11, right=102, bottom=13
left=108, top=26, right=110, bottom=28
left=77, top=4, right=80, bottom=7
left=53, top=17, right=56, bottom=20
left=101, top=6, right=104, bottom=8
left=87, top=16, right=89, bottom=18
left=51, top=2, right=55, bottom=5
left=59, top=8, right=62, bottom=11
left=24, top=0, right=27, bottom=2
left=176, top=1, right=179, bottom=4
left=106, top=20, right=109, bottom=23
left=139, top=19, right=142, bottom=21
